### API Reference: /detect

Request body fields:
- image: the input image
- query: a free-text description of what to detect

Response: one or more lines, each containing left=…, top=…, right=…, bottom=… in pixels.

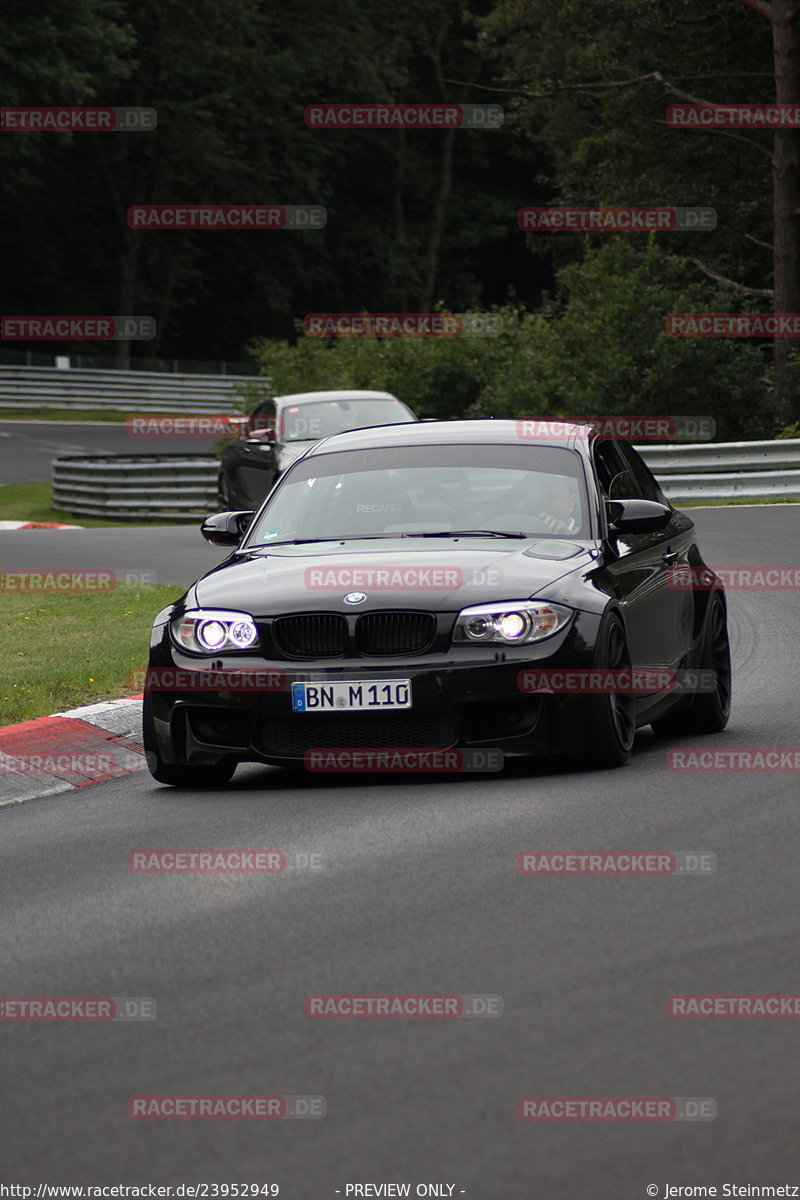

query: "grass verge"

left=0, top=583, right=184, bottom=725
left=0, top=480, right=196, bottom=527
left=0, top=407, right=243, bottom=423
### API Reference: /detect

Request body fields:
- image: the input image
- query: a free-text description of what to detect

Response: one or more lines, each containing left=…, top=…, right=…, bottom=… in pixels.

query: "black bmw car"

left=143, top=419, right=732, bottom=786
left=217, top=388, right=417, bottom=509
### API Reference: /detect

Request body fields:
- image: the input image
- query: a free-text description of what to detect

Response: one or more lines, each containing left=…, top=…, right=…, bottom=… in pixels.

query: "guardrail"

left=52, top=455, right=220, bottom=521
left=0, top=350, right=260, bottom=374
left=0, top=365, right=271, bottom=413
left=638, top=439, right=800, bottom=502
left=51, top=438, right=800, bottom=522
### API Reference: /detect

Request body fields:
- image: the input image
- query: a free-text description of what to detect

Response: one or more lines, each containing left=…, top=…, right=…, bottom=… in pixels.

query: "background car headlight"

left=453, top=601, right=572, bottom=645
left=171, top=609, right=259, bottom=654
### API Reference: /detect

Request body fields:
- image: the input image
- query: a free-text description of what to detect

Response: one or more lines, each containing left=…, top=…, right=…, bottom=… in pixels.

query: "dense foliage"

left=2, top=0, right=797, bottom=432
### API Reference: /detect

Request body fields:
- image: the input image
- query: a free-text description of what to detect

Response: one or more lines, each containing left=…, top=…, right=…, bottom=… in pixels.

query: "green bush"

left=249, top=241, right=775, bottom=440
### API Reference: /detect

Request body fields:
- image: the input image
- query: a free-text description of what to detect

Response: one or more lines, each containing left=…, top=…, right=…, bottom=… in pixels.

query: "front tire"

left=585, top=614, right=636, bottom=767
left=142, top=692, right=237, bottom=788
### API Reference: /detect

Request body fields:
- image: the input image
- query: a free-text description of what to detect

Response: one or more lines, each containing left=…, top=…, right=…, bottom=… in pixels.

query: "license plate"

left=291, top=680, right=412, bottom=712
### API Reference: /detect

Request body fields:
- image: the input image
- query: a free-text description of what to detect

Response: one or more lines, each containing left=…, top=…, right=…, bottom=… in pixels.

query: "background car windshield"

left=246, top=443, right=589, bottom=543
left=281, top=398, right=413, bottom=441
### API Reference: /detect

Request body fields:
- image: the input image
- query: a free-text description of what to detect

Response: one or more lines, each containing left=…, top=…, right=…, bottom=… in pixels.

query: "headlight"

left=453, top=601, right=572, bottom=645
left=171, top=609, right=259, bottom=654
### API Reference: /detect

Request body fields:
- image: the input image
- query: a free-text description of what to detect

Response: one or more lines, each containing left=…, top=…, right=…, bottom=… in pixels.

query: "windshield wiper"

left=246, top=529, right=530, bottom=549
left=401, top=529, right=529, bottom=539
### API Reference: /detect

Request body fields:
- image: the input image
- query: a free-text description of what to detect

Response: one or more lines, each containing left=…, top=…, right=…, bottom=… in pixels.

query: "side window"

left=617, top=441, right=668, bottom=504
left=592, top=440, right=640, bottom=500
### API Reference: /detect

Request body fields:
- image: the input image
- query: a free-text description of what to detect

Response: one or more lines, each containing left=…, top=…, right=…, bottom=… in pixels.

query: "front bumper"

left=146, top=609, right=606, bottom=768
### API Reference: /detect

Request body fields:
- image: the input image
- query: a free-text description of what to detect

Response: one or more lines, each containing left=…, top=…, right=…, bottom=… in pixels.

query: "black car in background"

left=217, top=388, right=417, bottom=508
left=144, top=419, right=732, bottom=787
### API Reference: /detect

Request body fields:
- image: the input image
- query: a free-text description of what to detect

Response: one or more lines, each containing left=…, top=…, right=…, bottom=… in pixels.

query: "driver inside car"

left=480, top=472, right=581, bottom=535
left=536, top=474, right=580, bottom=534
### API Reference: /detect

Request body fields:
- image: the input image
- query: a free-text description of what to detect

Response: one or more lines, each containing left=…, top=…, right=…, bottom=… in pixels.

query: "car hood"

left=190, top=538, right=598, bottom=614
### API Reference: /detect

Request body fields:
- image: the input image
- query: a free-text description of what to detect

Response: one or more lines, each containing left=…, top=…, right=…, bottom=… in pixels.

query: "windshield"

left=245, top=443, right=590, bottom=545
left=279, top=398, right=414, bottom=441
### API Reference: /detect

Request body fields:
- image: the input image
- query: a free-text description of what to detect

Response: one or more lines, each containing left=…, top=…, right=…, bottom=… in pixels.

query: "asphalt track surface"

left=1, top=506, right=799, bottom=1194
left=0, top=421, right=219, bottom=484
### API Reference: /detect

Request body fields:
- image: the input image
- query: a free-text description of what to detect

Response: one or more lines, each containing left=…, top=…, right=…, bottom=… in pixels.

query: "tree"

left=476, top=0, right=799, bottom=424
left=745, top=0, right=800, bottom=423
left=1, top=0, right=542, bottom=364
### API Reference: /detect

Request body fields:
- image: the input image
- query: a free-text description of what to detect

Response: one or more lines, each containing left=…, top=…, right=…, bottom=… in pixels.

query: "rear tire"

left=651, top=593, right=731, bottom=736
left=142, top=692, right=237, bottom=788
left=585, top=614, right=636, bottom=767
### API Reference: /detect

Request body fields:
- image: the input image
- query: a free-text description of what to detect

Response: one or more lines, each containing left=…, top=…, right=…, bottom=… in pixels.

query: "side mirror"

left=201, top=510, right=254, bottom=546
left=606, top=498, right=671, bottom=533
left=245, top=417, right=277, bottom=440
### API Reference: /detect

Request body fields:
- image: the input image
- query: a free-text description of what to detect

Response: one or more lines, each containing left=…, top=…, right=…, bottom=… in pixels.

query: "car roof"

left=273, top=390, right=402, bottom=406
left=304, top=417, right=598, bottom=455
